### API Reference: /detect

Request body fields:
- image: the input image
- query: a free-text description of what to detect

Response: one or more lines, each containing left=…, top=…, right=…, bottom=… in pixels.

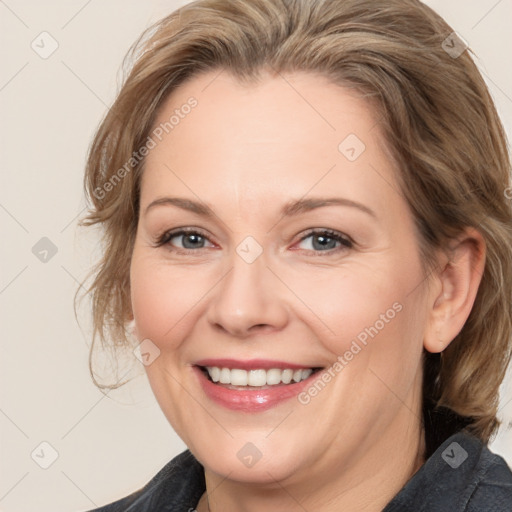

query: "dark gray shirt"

left=87, top=431, right=512, bottom=511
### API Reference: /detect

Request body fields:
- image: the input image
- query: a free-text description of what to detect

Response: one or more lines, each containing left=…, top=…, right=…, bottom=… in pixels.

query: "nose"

left=206, top=248, right=289, bottom=338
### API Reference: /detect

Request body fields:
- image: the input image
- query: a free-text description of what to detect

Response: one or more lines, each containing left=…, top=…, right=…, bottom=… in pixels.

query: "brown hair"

left=78, top=0, right=512, bottom=447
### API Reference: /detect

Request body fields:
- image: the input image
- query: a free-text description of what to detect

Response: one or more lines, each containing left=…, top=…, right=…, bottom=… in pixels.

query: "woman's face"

left=130, top=70, right=434, bottom=485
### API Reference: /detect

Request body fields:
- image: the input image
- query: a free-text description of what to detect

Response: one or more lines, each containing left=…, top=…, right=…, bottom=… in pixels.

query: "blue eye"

left=296, top=229, right=353, bottom=254
left=156, top=229, right=214, bottom=251
left=155, top=228, right=353, bottom=255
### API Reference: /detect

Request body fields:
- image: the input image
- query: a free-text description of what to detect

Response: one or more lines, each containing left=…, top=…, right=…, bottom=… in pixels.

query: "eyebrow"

left=144, top=196, right=376, bottom=219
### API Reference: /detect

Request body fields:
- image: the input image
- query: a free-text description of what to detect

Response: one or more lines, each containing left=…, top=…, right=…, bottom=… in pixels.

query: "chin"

left=190, top=433, right=309, bottom=483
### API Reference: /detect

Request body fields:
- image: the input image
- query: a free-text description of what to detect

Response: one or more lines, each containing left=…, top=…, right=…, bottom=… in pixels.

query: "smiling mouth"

left=198, top=366, right=323, bottom=388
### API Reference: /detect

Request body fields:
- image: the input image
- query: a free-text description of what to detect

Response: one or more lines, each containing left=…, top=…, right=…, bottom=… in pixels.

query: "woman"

left=79, top=0, right=512, bottom=510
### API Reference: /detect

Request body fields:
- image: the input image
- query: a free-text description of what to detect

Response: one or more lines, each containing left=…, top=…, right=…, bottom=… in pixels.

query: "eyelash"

left=295, top=228, right=354, bottom=255
left=154, top=227, right=354, bottom=256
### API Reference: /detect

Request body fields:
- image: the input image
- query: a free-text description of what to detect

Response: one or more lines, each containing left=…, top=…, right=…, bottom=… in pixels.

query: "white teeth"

left=205, top=367, right=315, bottom=387
left=266, top=368, right=282, bottom=385
left=281, top=369, right=293, bottom=384
left=230, top=369, right=248, bottom=386
left=209, top=366, right=220, bottom=383
left=219, top=368, right=231, bottom=384
left=301, top=369, right=312, bottom=380
left=248, top=369, right=267, bottom=386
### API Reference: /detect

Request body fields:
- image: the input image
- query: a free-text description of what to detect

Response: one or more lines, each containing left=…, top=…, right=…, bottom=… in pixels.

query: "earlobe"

left=423, top=227, right=486, bottom=354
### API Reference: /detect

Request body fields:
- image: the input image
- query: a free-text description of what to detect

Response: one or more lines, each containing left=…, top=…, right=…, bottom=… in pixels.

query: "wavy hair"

left=78, top=0, right=512, bottom=451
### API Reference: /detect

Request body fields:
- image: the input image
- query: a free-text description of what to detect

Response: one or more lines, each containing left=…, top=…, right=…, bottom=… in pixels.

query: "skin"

left=129, top=70, right=485, bottom=511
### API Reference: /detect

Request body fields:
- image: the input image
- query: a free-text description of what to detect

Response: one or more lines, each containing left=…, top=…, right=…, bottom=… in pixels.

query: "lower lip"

left=193, top=366, right=320, bottom=412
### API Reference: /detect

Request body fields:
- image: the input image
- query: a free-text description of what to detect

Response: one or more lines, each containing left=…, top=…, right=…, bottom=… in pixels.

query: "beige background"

left=1, top=1, right=511, bottom=510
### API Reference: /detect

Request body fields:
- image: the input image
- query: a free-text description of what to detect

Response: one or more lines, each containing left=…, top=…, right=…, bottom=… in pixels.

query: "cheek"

left=297, top=265, right=426, bottom=423
left=129, top=255, right=211, bottom=346
left=296, top=265, right=427, bottom=414
left=288, top=258, right=422, bottom=354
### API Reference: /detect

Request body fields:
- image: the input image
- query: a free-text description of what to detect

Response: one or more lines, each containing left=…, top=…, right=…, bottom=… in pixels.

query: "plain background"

left=1, top=1, right=511, bottom=510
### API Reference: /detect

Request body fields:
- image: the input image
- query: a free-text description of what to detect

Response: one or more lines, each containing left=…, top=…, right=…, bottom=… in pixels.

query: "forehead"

left=141, top=70, right=400, bottom=216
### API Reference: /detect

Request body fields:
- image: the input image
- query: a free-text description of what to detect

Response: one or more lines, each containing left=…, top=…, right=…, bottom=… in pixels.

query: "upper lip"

left=194, top=358, right=323, bottom=370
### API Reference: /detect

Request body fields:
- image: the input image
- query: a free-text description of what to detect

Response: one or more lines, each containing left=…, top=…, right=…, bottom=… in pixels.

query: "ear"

left=423, top=227, right=486, bottom=353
